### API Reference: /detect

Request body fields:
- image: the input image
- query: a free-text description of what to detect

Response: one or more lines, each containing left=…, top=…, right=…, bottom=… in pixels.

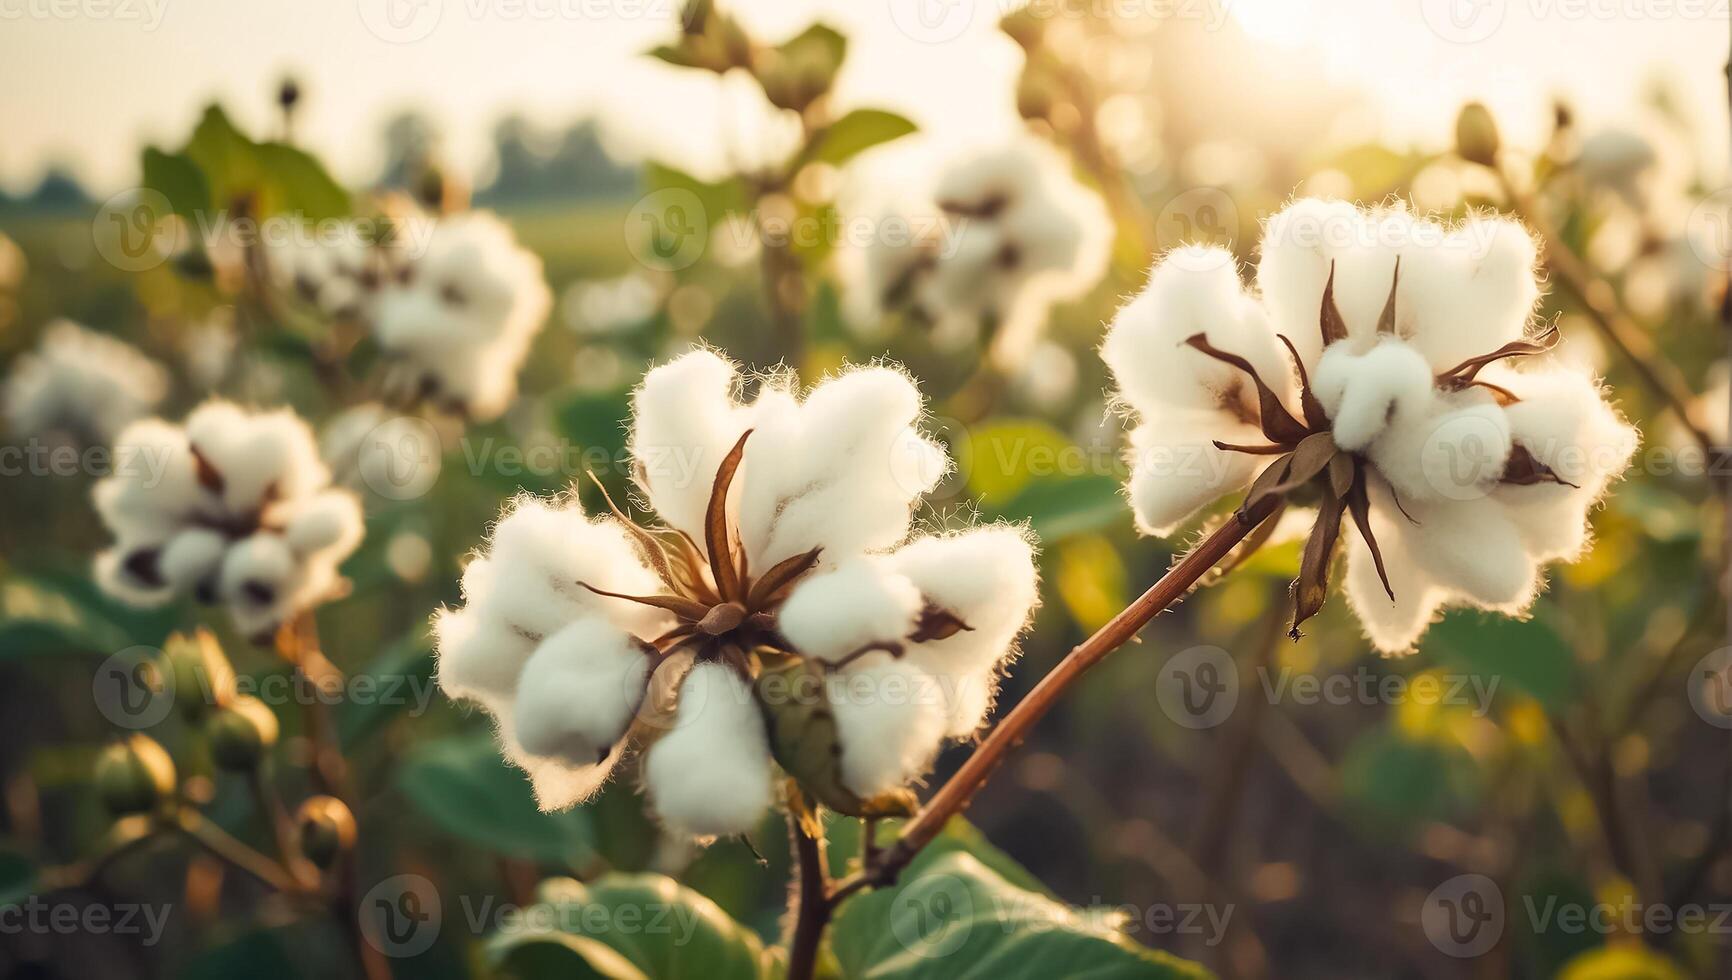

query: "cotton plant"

left=92, top=400, right=365, bottom=643
left=848, top=136, right=1111, bottom=369
left=1102, top=199, right=1638, bottom=653
left=434, top=349, right=1040, bottom=837
left=4, top=319, right=169, bottom=446
left=267, top=219, right=415, bottom=323
left=366, top=210, right=552, bottom=422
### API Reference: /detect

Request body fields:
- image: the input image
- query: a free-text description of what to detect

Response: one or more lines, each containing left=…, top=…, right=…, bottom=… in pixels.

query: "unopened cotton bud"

left=96, top=735, right=176, bottom=816
left=206, top=695, right=280, bottom=771
left=1455, top=102, right=1501, bottom=168
left=294, top=795, right=357, bottom=869
left=163, top=629, right=235, bottom=721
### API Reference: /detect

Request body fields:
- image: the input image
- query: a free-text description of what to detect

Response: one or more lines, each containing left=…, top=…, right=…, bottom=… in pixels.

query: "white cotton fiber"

left=1312, top=341, right=1435, bottom=452
left=777, top=558, right=923, bottom=663
left=629, top=350, right=751, bottom=541
left=512, top=618, right=652, bottom=765
left=1124, top=413, right=1264, bottom=535
left=643, top=663, right=775, bottom=837
left=830, top=661, right=950, bottom=797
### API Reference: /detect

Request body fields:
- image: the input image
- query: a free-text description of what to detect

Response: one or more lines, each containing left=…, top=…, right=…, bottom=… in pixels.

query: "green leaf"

left=398, top=735, right=595, bottom=865
left=993, top=474, right=1126, bottom=542
left=1423, top=610, right=1577, bottom=710
left=0, top=577, right=130, bottom=660
left=800, top=109, right=917, bottom=168
left=337, top=627, right=434, bottom=751
left=644, top=162, right=749, bottom=221
left=1340, top=729, right=1479, bottom=828
left=183, top=105, right=260, bottom=209
left=490, top=931, right=651, bottom=980
left=831, top=852, right=1214, bottom=979
left=523, top=873, right=775, bottom=980
left=758, top=24, right=847, bottom=112
left=963, top=420, right=1075, bottom=507
left=253, top=142, right=351, bottom=222
left=141, top=147, right=210, bottom=221
left=648, top=44, right=707, bottom=70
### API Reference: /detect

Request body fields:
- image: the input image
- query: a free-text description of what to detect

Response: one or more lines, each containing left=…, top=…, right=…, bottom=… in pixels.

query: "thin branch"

left=838, top=497, right=1282, bottom=895
left=785, top=803, right=831, bottom=980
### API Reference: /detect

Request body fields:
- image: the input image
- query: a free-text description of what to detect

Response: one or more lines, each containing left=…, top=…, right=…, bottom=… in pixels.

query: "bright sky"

left=0, top=0, right=1725, bottom=194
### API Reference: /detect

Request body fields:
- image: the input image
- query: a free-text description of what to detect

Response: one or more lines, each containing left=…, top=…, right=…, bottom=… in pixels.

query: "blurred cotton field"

left=0, top=2, right=1728, bottom=980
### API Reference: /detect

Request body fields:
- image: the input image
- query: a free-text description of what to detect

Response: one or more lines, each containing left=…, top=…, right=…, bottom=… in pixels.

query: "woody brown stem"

left=786, top=806, right=831, bottom=980
left=835, top=495, right=1282, bottom=897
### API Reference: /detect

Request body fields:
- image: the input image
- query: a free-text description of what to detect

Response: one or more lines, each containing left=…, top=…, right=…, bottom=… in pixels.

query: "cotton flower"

left=92, top=400, right=365, bottom=642
left=847, top=137, right=1111, bottom=369
left=1102, top=200, right=1637, bottom=653
left=368, top=211, right=552, bottom=421
left=434, top=349, right=1040, bottom=837
left=4, top=319, right=168, bottom=446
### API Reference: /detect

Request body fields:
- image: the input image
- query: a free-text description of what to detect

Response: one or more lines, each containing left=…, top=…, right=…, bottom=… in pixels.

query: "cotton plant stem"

left=835, top=497, right=1282, bottom=898
left=283, top=611, right=354, bottom=804
left=177, top=810, right=300, bottom=894
left=786, top=808, right=832, bottom=980
left=1494, top=166, right=1717, bottom=457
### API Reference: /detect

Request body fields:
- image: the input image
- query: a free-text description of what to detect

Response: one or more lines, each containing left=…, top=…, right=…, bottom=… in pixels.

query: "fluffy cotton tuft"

left=368, top=211, right=551, bottom=421
left=90, top=400, right=364, bottom=641
left=1107, top=199, right=1638, bottom=653
left=843, top=136, right=1111, bottom=369
left=4, top=320, right=168, bottom=445
left=432, top=349, right=1040, bottom=834
left=643, top=663, right=775, bottom=838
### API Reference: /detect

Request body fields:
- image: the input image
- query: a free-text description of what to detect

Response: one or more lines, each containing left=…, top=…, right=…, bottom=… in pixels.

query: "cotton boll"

left=93, top=546, right=176, bottom=607
left=1256, top=197, right=1364, bottom=369
left=283, top=489, right=364, bottom=557
left=219, top=534, right=297, bottom=607
left=829, top=661, right=950, bottom=797
left=2, top=320, right=168, bottom=444
left=1497, top=367, right=1639, bottom=499
left=778, top=558, right=923, bottom=663
left=1312, top=341, right=1435, bottom=452
left=1408, top=498, right=1539, bottom=610
left=475, top=499, right=669, bottom=638
left=95, top=420, right=199, bottom=530
left=1102, top=251, right=1290, bottom=418
left=889, top=526, right=1039, bottom=734
left=629, top=350, right=751, bottom=540
left=1369, top=399, right=1512, bottom=504
left=513, top=619, right=652, bottom=765
left=1401, top=219, right=1539, bottom=371
left=738, top=367, right=939, bottom=568
left=433, top=606, right=540, bottom=704
left=491, top=702, right=622, bottom=811
left=1124, top=413, right=1263, bottom=535
left=643, top=663, right=774, bottom=837
left=1342, top=482, right=1446, bottom=654
left=186, top=404, right=326, bottom=511
left=159, top=528, right=228, bottom=597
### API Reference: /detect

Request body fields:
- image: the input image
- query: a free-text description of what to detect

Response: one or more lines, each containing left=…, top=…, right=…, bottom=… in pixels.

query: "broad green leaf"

left=0, top=577, right=130, bottom=659
left=800, top=110, right=917, bottom=168
left=1423, top=610, right=1577, bottom=710
left=183, top=105, right=260, bottom=210
left=490, top=931, right=651, bottom=980
left=830, top=852, right=1214, bottom=979
left=993, top=473, right=1126, bottom=542
left=526, top=873, right=776, bottom=980
left=398, top=735, right=595, bottom=865
left=337, top=628, right=434, bottom=751
left=253, top=142, right=351, bottom=222
left=758, top=24, right=847, bottom=112
left=643, top=162, right=749, bottom=222
left=141, top=147, right=210, bottom=221
left=1340, top=729, right=1479, bottom=828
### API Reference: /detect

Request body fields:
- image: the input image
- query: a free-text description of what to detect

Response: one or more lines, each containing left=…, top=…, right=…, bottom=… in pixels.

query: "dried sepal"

left=1375, top=257, right=1401, bottom=336
left=705, top=429, right=753, bottom=601
left=1183, top=333, right=1309, bottom=445
left=1291, top=483, right=1346, bottom=640
left=1319, top=261, right=1349, bottom=347
left=191, top=445, right=225, bottom=495
left=1501, top=444, right=1578, bottom=488
left=908, top=604, right=972, bottom=643
left=1437, top=323, right=1560, bottom=390
left=1344, top=465, right=1394, bottom=600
